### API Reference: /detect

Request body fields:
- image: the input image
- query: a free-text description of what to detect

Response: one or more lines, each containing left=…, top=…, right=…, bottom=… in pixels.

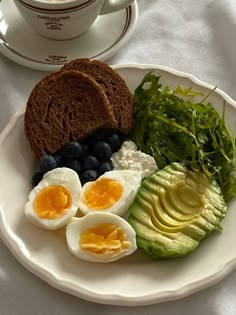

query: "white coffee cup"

left=13, top=0, right=135, bottom=40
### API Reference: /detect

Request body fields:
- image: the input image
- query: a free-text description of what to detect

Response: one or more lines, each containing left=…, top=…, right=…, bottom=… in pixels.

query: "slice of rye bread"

left=61, top=58, right=133, bottom=133
left=24, top=70, right=117, bottom=159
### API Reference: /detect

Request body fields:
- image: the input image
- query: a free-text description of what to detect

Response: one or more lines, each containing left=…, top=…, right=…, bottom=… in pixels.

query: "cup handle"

left=100, top=0, right=134, bottom=15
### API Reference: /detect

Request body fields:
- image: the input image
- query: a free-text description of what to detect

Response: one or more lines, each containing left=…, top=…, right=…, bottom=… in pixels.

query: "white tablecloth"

left=1, top=0, right=236, bottom=314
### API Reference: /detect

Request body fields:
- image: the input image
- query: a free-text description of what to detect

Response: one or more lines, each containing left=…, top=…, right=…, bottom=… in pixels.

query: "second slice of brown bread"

left=61, top=58, right=133, bottom=133
left=24, top=70, right=116, bottom=159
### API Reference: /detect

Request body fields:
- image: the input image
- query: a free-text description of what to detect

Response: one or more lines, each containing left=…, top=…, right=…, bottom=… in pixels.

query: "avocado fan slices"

left=128, top=162, right=227, bottom=259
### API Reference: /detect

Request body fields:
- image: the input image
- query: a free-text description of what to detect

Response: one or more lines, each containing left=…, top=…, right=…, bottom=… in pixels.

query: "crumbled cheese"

left=111, top=141, right=158, bottom=179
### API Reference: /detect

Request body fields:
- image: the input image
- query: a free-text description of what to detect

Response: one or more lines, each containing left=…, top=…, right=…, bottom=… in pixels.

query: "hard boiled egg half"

left=78, top=170, right=141, bottom=217
left=66, top=212, right=137, bottom=263
left=25, top=167, right=81, bottom=230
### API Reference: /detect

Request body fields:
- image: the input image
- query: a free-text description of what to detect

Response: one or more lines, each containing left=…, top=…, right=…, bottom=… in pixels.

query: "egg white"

left=78, top=170, right=142, bottom=217
left=25, top=167, right=81, bottom=230
left=66, top=212, right=137, bottom=263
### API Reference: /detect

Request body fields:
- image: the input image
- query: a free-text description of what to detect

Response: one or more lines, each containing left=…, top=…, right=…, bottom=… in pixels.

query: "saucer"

left=0, top=0, right=138, bottom=71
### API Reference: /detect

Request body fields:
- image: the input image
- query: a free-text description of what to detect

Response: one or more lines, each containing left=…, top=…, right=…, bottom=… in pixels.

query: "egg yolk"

left=83, top=178, right=123, bottom=210
left=33, top=185, right=72, bottom=220
left=80, top=223, right=130, bottom=256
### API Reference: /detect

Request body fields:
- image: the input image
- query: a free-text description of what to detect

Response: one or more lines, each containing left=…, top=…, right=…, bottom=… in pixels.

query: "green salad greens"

left=131, top=72, right=236, bottom=203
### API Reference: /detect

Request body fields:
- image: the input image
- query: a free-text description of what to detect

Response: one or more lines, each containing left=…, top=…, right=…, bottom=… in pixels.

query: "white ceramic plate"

left=0, top=64, right=236, bottom=306
left=0, top=0, right=138, bottom=71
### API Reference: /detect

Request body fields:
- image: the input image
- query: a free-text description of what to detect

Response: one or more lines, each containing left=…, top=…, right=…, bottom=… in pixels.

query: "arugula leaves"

left=131, top=72, right=236, bottom=203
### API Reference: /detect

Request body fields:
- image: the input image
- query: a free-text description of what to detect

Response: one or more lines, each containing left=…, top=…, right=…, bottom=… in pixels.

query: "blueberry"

left=62, top=141, right=82, bottom=160
left=86, top=132, right=105, bottom=146
left=53, top=153, right=63, bottom=167
left=93, top=141, right=112, bottom=160
left=65, top=160, right=81, bottom=174
left=81, top=143, right=90, bottom=159
left=106, top=133, right=121, bottom=152
left=82, top=155, right=100, bottom=171
left=39, top=155, right=57, bottom=173
left=80, top=170, right=98, bottom=185
left=98, top=160, right=113, bottom=175
left=31, top=171, right=44, bottom=187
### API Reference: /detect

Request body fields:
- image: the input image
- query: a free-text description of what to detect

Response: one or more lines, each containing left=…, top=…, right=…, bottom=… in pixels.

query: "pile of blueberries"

left=32, top=132, right=122, bottom=187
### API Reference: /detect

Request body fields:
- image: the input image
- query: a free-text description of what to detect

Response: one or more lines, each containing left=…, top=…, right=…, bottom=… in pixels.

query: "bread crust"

left=24, top=70, right=116, bottom=159
left=61, top=58, right=133, bottom=133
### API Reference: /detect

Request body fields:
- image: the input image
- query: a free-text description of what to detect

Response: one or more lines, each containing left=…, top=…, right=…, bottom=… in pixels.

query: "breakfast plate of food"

left=0, top=0, right=138, bottom=71
left=0, top=59, right=236, bottom=306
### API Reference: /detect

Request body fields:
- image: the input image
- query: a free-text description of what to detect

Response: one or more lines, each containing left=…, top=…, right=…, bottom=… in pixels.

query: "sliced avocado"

left=128, top=163, right=227, bottom=259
